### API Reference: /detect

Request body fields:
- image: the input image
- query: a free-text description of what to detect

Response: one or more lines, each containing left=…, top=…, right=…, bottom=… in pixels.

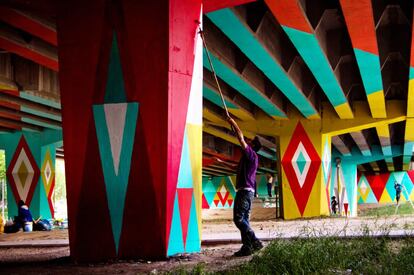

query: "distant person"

left=226, top=116, right=263, bottom=257
left=16, top=200, right=33, bottom=232
left=394, top=182, right=402, bottom=205
left=331, top=196, right=338, bottom=215
left=267, top=174, right=274, bottom=197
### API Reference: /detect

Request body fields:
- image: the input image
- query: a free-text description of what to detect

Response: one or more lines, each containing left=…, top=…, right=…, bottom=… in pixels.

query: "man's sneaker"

left=233, top=245, right=253, bottom=257
left=252, top=240, right=263, bottom=252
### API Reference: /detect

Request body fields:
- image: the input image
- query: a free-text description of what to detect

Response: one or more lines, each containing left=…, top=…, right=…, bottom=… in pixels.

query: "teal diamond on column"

left=296, top=151, right=307, bottom=174
left=92, top=31, right=139, bottom=254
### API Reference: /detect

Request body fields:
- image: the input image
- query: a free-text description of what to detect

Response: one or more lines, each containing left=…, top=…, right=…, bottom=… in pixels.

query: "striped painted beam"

left=376, top=125, right=394, bottom=170
left=332, top=135, right=352, bottom=157
left=265, top=0, right=354, bottom=119
left=203, top=48, right=287, bottom=119
left=0, top=7, right=57, bottom=45
left=203, top=0, right=256, bottom=13
left=403, top=118, right=414, bottom=170
left=203, top=72, right=255, bottom=121
left=349, top=131, right=371, bottom=157
left=409, top=10, right=414, bottom=118
left=206, top=9, right=319, bottom=119
left=339, top=0, right=386, bottom=118
left=203, top=123, right=275, bottom=160
left=0, top=115, right=42, bottom=131
left=370, top=161, right=380, bottom=172
left=0, top=24, right=58, bottom=71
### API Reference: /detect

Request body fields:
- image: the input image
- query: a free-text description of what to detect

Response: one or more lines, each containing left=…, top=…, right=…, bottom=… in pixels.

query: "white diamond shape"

left=11, top=148, right=34, bottom=202
left=219, top=184, right=227, bottom=197
left=291, top=142, right=311, bottom=188
left=44, top=160, right=52, bottom=185
left=359, top=179, right=368, bottom=196
left=322, top=141, right=330, bottom=180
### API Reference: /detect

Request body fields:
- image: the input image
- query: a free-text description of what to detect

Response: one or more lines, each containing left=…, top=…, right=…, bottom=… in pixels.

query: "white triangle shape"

left=104, top=103, right=127, bottom=176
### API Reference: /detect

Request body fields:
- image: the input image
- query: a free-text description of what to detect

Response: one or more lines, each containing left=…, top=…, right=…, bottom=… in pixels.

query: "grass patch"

left=359, top=202, right=414, bottom=217
left=171, top=237, right=414, bottom=274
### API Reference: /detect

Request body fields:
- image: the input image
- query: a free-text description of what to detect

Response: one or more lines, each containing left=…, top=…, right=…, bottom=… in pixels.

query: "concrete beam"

left=265, top=0, right=354, bottom=119
left=0, top=23, right=58, bottom=71
left=207, top=8, right=320, bottom=119
left=0, top=7, right=57, bottom=45
left=339, top=0, right=386, bottom=118
left=349, top=131, right=371, bottom=157
left=332, top=135, right=352, bottom=157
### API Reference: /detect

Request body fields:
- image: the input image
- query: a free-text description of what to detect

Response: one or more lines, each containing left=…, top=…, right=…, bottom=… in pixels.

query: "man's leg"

left=233, top=191, right=262, bottom=256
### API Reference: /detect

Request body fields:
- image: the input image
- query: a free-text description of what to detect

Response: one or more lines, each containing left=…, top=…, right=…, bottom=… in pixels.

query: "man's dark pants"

left=233, top=190, right=259, bottom=249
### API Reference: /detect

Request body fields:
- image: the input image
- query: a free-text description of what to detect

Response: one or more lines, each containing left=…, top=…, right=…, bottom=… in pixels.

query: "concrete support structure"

left=56, top=0, right=202, bottom=261
left=279, top=120, right=331, bottom=219
left=0, top=130, right=61, bottom=219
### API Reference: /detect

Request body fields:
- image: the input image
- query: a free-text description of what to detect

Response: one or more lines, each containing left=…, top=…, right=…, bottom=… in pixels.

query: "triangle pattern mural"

left=177, top=188, right=193, bottom=247
left=282, top=122, right=321, bottom=216
left=41, top=147, right=55, bottom=217
left=167, top=191, right=184, bottom=256
left=185, top=194, right=201, bottom=253
left=7, top=136, right=40, bottom=206
left=93, top=32, right=139, bottom=254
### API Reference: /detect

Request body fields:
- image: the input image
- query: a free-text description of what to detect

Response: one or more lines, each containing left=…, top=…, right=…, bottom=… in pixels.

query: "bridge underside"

left=0, top=0, right=413, bottom=261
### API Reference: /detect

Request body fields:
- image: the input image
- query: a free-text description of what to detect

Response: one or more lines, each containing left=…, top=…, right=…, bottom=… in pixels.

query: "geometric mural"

left=167, top=12, right=202, bottom=256
left=6, top=135, right=40, bottom=206
left=358, top=171, right=414, bottom=204
left=282, top=122, right=321, bottom=216
left=41, top=147, right=55, bottom=217
left=93, top=33, right=139, bottom=255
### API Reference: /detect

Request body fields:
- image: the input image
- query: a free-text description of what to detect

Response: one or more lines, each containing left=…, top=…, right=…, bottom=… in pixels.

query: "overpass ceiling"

left=0, top=0, right=413, bottom=176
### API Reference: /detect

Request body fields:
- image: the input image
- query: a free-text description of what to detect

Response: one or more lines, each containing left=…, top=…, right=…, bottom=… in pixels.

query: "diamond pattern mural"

left=358, top=171, right=414, bottom=204
left=7, top=136, right=40, bottom=206
left=93, top=32, right=139, bottom=254
left=282, top=122, right=321, bottom=216
left=41, top=148, right=55, bottom=217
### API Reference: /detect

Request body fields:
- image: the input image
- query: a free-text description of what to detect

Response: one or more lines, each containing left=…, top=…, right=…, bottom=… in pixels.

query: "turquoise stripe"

left=21, top=106, right=61, bottom=121
left=354, top=49, right=383, bottom=94
left=22, top=117, right=61, bottom=130
left=258, top=150, right=276, bottom=160
left=207, top=9, right=317, bottom=118
left=409, top=67, right=414, bottom=79
left=203, top=49, right=286, bottom=117
left=20, top=91, right=61, bottom=109
left=203, top=85, right=237, bottom=109
left=104, top=33, right=127, bottom=103
left=282, top=26, right=347, bottom=107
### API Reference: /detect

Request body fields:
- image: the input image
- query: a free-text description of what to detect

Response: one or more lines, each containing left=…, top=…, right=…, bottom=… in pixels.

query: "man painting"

left=227, top=116, right=263, bottom=256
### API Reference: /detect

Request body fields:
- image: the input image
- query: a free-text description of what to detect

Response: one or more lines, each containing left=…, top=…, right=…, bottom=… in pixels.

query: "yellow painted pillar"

left=279, top=119, right=331, bottom=219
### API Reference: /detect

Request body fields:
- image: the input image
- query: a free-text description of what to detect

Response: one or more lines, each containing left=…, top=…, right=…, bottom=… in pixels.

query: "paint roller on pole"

left=198, top=27, right=231, bottom=119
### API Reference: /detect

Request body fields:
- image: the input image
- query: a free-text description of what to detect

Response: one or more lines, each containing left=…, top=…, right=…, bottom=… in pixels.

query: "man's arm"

left=227, top=117, right=248, bottom=149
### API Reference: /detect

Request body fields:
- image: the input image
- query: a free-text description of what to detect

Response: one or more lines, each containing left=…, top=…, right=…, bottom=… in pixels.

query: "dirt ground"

left=1, top=206, right=414, bottom=274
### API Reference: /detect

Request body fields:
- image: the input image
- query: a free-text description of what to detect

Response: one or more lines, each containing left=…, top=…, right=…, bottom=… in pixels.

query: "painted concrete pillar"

left=57, top=0, right=202, bottom=261
left=0, top=130, right=62, bottom=219
left=280, top=120, right=331, bottom=219
left=332, top=145, right=404, bottom=217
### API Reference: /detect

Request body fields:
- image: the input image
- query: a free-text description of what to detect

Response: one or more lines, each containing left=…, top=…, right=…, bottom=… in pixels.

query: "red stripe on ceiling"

left=0, top=111, right=20, bottom=120
left=0, top=37, right=58, bottom=71
left=203, top=0, right=256, bottom=13
left=0, top=120, right=20, bottom=130
left=0, top=89, right=19, bottom=97
left=0, top=100, right=20, bottom=110
left=0, top=7, right=57, bottom=46
left=265, top=0, right=312, bottom=33
left=340, top=0, right=378, bottom=55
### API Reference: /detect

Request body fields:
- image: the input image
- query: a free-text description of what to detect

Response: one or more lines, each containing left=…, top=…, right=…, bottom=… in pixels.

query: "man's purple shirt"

left=236, top=145, right=258, bottom=191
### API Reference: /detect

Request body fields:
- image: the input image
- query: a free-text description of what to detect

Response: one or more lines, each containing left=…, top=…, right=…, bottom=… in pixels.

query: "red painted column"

left=57, top=0, right=202, bottom=261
